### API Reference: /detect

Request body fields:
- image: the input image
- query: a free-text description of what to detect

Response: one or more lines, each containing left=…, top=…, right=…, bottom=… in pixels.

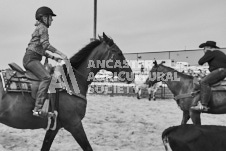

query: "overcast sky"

left=1, top=0, right=226, bottom=68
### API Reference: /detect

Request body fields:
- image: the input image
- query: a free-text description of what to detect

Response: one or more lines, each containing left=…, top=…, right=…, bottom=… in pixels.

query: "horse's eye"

left=118, top=52, right=123, bottom=56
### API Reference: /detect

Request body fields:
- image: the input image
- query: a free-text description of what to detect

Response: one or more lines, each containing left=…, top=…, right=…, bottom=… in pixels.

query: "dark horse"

left=149, top=61, right=226, bottom=125
left=0, top=33, right=134, bottom=151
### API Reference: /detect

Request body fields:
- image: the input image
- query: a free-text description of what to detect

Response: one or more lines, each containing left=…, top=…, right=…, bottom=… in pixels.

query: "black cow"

left=162, top=124, right=226, bottom=151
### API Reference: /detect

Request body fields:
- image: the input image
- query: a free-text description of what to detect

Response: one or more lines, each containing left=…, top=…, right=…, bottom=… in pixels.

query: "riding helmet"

left=35, top=6, right=56, bottom=21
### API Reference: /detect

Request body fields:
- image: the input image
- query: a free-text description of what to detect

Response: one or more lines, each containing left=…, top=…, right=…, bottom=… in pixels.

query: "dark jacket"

left=198, top=50, right=226, bottom=72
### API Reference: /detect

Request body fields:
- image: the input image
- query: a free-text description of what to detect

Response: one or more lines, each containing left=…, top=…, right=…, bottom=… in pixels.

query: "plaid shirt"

left=26, top=22, right=57, bottom=56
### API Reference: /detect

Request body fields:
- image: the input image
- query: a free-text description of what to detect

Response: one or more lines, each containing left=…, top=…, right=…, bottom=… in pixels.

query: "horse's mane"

left=160, top=64, right=194, bottom=80
left=70, top=40, right=102, bottom=69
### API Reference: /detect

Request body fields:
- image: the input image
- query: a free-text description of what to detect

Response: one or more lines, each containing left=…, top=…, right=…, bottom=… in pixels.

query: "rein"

left=174, top=77, right=200, bottom=101
left=174, top=91, right=199, bottom=101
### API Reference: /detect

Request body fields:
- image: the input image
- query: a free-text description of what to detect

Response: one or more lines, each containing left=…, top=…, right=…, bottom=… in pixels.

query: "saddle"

left=193, top=78, right=226, bottom=92
left=0, top=62, right=62, bottom=129
left=3, top=61, right=85, bottom=98
left=211, top=80, right=226, bottom=91
left=1, top=63, right=49, bottom=98
left=175, top=78, right=226, bottom=101
left=8, top=62, right=40, bottom=80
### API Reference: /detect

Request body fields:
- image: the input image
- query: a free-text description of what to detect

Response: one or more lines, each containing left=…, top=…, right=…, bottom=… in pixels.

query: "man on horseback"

left=23, top=6, right=68, bottom=117
left=191, top=41, right=226, bottom=111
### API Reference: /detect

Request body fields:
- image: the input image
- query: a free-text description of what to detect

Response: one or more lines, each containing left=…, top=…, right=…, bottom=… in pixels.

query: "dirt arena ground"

left=1, top=95, right=226, bottom=151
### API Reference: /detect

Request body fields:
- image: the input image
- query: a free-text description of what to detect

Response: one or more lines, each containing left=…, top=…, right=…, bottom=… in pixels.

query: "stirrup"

left=191, top=102, right=209, bottom=112
left=32, top=110, right=42, bottom=117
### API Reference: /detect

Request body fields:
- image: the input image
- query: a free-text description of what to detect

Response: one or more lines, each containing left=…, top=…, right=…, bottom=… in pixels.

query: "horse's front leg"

left=64, top=121, right=93, bottom=151
left=189, top=110, right=201, bottom=125
left=41, top=126, right=60, bottom=151
left=147, top=88, right=152, bottom=101
left=181, top=111, right=190, bottom=125
left=137, top=88, right=141, bottom=99
left=153, top=90, right=156, bottom=101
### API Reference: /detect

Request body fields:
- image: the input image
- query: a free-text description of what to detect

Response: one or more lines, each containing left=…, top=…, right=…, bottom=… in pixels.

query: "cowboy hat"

left=199, top=41, right=219, bottom=48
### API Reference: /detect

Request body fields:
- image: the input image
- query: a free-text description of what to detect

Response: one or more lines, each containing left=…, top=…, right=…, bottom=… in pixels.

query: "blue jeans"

left=23, top=54, right=51, bottom=110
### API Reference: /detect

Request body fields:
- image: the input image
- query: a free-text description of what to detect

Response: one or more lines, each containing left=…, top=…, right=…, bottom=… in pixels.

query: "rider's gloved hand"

left=54, top=57, right=62, bottom=63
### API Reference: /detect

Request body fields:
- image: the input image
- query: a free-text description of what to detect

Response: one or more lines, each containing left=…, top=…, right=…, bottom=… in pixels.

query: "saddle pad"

left=0, top=69, right=31, bottom=92
left=211, top=80, right=226, bottom=91
left=211, top=86, right=226, bottom=91
left=212, top=80, right=226, bottom=87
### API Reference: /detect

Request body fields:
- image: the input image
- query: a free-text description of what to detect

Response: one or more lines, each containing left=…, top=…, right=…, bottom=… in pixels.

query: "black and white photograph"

left=1, top=0, right=226, bottom=151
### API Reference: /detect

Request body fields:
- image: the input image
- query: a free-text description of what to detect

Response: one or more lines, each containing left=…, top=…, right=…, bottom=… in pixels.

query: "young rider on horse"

left=23, top=6, right=68, bottom=117
left=191, top=41, right=226, bottom=111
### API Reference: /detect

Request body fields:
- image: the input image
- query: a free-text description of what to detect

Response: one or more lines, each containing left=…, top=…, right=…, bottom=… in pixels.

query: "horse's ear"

left=103, top=32, right=109, bottom=42
left=103, top=32, right=107, bottom=37
left=98, top=35, right=103, bottom=41
left=153, top=60, right=158, bottom=66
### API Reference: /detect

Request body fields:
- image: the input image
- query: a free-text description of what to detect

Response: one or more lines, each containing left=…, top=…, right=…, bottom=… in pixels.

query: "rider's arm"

left=198, top=50, right=214, bottom=65
left=44, top=52, right=54, bottom=60
left=39, top=25, right=56, bottom=53
left=54, top=50, right=67, bottom=60
left=44, top=52, right=62, bottom=62
left=39, top=25, right=67, bottom=59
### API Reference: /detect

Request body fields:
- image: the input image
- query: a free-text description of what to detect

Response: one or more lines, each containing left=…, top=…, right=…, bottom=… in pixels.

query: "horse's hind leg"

left=41, top=128, right=60, bottom=151
left=64, top=121, right=93, bottom=151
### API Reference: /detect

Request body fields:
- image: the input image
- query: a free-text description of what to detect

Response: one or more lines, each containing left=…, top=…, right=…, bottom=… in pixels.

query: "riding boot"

left=32, top=75, right=51, bottom=117
left=33, top=97, right=45, bottom=116
left=201, top=84, right=211, bottom=108
left=191, top=84, right=211, bottom=111
left=32, top=109, right=42, bottom=117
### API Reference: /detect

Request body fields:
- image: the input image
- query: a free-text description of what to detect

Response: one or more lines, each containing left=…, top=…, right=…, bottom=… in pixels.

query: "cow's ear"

left=153, top=60, right=158, bottom=66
